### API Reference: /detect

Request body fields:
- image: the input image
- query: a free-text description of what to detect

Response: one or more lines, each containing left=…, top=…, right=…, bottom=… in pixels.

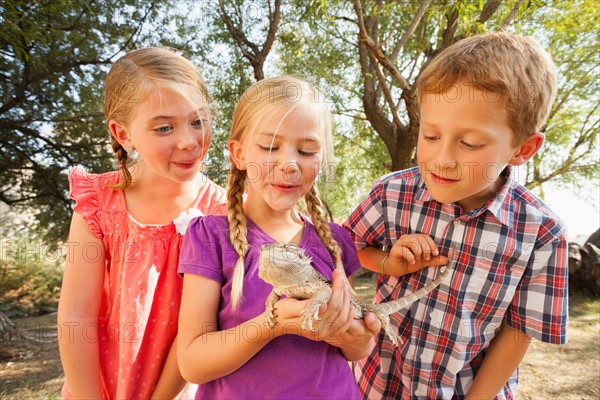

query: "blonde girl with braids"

left=177, top=76, right=381, bottom=399
left=57, top=47, right=227, bottom=399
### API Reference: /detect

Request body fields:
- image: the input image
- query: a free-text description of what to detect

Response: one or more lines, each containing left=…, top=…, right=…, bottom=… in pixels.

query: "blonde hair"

left=104, top=47, right=210, bottom=189
left=227, top=76, right=340, bottom=309
left=416, top=32, right=557, bottom=145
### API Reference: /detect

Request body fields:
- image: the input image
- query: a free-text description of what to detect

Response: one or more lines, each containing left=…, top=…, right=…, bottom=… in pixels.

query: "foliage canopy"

left=1, top=0, right=597, bottom=244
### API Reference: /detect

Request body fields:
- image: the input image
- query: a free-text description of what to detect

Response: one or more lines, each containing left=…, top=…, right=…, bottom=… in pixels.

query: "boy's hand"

left=393, top=233, right=439, bottom=264
left=387, top=234, right=447, bottom=275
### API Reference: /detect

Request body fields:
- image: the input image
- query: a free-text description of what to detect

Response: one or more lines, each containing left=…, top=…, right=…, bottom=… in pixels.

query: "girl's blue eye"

left=155, top=125, right=172, bottom=134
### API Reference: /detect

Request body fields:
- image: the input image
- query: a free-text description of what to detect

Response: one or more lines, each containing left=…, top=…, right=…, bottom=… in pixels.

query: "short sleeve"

left=330, top=223, right=362, bottom=277
left=178, top=216, right=225, bottom=285
left=196, top=177, right=228, bottom=216
left=208, top=201, right=227, bottom=216
left=505, top=229, right=569, bottom=344
left=343, top=180, right=386, bottom=250
left=68, top=166, right=104, bottom=239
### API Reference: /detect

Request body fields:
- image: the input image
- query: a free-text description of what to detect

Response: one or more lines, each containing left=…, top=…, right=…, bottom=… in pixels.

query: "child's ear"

left=509, top=132, right=545, bottom=166
left=228, top=140, right=246, bottom=170
left=108, top=120, right=132, bottom=149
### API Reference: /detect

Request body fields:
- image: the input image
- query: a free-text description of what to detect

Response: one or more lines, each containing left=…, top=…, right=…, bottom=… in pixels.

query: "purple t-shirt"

left=179, top=215, right=362, bottom=400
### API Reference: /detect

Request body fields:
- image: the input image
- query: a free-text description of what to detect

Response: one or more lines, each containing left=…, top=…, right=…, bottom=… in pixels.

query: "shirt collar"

left=415, top=174, right=433, bottom=203
left=415, top=167, right=516, bottom=227
left=483, top=166, right=515, bottom=227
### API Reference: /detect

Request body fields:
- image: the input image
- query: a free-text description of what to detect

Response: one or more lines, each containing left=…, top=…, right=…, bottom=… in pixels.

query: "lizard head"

left=258, top=243, right=314, bottom=286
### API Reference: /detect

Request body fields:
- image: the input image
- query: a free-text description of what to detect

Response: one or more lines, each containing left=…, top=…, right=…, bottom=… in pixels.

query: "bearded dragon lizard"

left=258, top=242, right=452, bottom=347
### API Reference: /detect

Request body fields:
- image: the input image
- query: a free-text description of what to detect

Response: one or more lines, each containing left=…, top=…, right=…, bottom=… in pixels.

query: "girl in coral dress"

left=57, top=47, right=226, bottom=399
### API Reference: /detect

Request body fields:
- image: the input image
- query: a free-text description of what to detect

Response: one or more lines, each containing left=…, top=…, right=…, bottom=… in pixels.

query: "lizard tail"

left=381, top=259, right=454, bottom=313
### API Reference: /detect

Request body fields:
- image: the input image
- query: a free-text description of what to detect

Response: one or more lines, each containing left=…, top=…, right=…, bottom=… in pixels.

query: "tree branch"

left=499, top=0, right=527, bottom=30
left=441, top=7, right=459, bottom=49
left=390, top=0, right=432, bottom=60
left=112, top=0, right=159, bottom=59
left=353, top=0, right=409, bottom=90
left=219, top=1, right=259, bottom=55
left=478, top=0, right=501, bottom=25
left=218, top=0, right=281, bottom=81
left=259, top=0, right=281, bottom=60
left=547, top=62, right=598, bottom=123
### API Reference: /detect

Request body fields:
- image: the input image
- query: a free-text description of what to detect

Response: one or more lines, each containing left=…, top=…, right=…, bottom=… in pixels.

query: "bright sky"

left=544, top=184, right=599, bottom=243
left=512, top=165, right=599, bottom=243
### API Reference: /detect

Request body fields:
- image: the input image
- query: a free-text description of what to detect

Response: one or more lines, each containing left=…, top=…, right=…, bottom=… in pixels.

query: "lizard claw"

left=301, top=315, right=314, bottom=331
left=301, top=304, right=321, bottom=332
left=264, top=314, right=277, bottom=328
left=265, top=307, right=279, bottom=328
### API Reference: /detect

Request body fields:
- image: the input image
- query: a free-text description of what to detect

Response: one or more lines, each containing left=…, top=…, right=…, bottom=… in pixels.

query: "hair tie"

left=120, top=163, right=127, bottom=169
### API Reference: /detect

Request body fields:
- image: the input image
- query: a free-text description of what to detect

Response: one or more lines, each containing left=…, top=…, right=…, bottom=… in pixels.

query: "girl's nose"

left=178, top=126, right=198, bottom=150
left=278, top=160, right=300, bottom=184
left=281, top=160, right=299, bottom=173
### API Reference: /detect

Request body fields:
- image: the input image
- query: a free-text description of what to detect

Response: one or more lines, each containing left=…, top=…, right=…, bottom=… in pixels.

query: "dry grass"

left=518, top=296, right=600, bottom=399
left=0, top=313, right=62, bottom=399
left=1, top=278, right=598, bottom=399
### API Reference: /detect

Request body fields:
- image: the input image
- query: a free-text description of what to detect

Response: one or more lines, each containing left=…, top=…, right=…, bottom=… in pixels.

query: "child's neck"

left=123, top=171, right=201, bottom=225
left=245, top=207, right=304, bottom=244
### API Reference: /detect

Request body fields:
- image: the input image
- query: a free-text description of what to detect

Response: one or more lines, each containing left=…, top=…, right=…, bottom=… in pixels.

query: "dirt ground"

left=0, top=312, right=63, bottom=399
left=1, top=277, right=599, bottom=399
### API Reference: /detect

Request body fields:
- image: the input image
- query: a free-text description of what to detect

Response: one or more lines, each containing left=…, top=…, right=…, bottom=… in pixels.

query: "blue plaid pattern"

left=345, top=167, right=568, bottom=399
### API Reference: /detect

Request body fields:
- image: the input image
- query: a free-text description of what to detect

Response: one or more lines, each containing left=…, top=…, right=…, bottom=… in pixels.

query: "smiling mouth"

left=272, top=183, right=300, bottom=191
left=431, top=173, right=459, bottom=184
left=173, top=160, right=198, bottom=169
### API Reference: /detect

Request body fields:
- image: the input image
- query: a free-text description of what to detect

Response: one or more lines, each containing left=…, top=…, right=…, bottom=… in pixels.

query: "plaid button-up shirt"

left=344, top=167, right=568, bottom=399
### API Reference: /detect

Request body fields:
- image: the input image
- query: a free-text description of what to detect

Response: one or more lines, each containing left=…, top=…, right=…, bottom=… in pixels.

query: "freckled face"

left=418, top=83, right=522, bottom=212
left=124, top=87, right=211, bottom=183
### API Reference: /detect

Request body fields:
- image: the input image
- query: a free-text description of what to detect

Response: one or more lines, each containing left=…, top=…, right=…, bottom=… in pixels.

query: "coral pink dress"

left=61, top=166, right=226, bottom=400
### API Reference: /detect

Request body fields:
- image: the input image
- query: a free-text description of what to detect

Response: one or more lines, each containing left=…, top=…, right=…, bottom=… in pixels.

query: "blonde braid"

left=304, top=185, right=342, bottom=268
left=305, top=185, right=358, bottom=295
left=227, top=167, right=249, bottom=310
left=109, top=137, right=132, bottom=190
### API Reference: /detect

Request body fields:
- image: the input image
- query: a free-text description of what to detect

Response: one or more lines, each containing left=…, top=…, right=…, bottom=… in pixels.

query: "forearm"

left=467, top=322, right=531, bottom=399
left=179, top=313, right=273, bottom=385
left=338, top=333, right=375, bottom=361
left=57, top=315, right=103, bottom=398
left=357, top=246, right=411, bottom=276
left=328, top=292, right=379, bottom=361
left=150, top=335, right=187, bottom=400
left=358, top=244, right=447, bottom=277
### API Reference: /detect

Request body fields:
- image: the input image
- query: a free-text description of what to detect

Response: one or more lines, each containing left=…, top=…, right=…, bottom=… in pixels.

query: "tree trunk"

left=0, top=311, right=29, bottom=359
left=0, top=311, right=57, bottom=360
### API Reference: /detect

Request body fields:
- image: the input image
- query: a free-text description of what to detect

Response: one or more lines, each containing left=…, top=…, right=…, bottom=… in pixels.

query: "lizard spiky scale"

left=258, top=243, right=452, bottom=346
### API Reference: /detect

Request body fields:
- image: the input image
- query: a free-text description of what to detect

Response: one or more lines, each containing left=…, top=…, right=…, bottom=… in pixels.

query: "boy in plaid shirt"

left=345, top=32, right=568, bottom=399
